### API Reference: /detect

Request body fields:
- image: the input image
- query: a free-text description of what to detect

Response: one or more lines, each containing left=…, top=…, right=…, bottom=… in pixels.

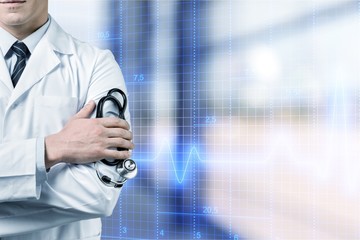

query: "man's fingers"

left=73, top=101, right=96, bottom=119
left=104, top=149, right=132, bottom=160
left=100, top=118, right=130, bottom=130
left=106, top=138, right=135, bottom=150
left=104, top=128, right=133, bottom=140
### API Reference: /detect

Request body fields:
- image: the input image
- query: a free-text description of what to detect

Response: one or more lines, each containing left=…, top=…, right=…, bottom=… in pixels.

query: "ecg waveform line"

left=151, top=142, right=203, bottom=184
left=137, top=82, right=352, bottom=184
left=141, top=134, right=313, bottom=184
left=160, top=143, right=202, bottom=184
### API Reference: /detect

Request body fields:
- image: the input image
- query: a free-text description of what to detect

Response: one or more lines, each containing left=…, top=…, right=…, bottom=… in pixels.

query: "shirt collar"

left=0, top=16, right=51, bottom=57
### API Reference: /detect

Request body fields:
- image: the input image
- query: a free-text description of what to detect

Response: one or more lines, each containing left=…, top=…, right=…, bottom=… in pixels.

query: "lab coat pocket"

left=34, top=96, right=78, bottom=136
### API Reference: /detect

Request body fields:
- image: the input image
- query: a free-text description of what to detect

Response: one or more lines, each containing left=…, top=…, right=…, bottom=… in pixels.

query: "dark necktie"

left=10, top=41, right=30, bottom=87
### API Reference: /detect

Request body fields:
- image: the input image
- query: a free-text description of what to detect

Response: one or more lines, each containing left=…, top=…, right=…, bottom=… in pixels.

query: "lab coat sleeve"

left=0, top=138, right=46, bottom=202
left=0, top=50, right=131, bottom=236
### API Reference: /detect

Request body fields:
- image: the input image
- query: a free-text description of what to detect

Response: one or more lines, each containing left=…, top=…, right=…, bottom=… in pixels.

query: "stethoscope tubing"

left=96, top=88, right=128, bottom=166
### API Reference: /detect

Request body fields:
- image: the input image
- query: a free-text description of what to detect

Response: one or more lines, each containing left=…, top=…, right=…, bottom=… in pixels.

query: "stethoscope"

left=95, top=88, right=137, bottom=188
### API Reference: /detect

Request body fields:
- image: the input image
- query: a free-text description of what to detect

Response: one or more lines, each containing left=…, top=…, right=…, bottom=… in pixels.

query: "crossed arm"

left=45, top=100, right=134, bottom=169
left=0, top=50, right=134, bottom=236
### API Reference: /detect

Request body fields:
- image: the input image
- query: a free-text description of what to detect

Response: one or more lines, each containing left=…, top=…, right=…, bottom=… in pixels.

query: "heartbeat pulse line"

left=152, top=142, right=203, bottom=184
left=143, top=80, right=350, bottom=184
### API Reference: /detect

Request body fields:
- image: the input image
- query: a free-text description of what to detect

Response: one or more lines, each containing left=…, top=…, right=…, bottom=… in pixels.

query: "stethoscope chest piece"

left=116, top=159, right=138, bottom=184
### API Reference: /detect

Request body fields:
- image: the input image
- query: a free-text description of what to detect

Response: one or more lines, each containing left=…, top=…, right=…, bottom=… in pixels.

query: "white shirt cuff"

left=35, top=137, right=48, bottom=198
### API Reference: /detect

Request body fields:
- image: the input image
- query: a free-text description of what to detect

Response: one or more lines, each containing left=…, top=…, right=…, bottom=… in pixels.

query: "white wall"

left=49, top=0, right=109, bottom=49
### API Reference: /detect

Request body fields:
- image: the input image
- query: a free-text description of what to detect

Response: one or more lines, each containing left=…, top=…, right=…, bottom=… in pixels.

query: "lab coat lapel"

left=8, top=18, right=72, bottom=106
left=9, top=40, right=60, bottom=105
left=0, top=49, right=13, bottom=94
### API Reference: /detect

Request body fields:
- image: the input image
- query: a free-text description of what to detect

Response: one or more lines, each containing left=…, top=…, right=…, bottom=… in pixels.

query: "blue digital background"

left=50, top=1, right=360, bottom=239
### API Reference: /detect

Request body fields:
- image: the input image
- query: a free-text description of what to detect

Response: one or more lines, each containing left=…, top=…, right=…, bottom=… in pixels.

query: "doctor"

left=0, top=0, right=134, bottom=239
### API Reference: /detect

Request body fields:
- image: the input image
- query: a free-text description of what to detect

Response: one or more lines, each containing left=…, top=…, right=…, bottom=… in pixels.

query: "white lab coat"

left=0, top=17, right=129, bottom=239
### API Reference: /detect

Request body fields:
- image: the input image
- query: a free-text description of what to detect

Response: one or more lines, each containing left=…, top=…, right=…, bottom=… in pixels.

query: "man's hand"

left=44, top=101, right=134, bottom=169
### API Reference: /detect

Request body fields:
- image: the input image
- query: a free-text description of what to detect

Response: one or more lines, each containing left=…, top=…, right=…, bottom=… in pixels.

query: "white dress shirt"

left=1, top=18, right=50, bottom=74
